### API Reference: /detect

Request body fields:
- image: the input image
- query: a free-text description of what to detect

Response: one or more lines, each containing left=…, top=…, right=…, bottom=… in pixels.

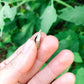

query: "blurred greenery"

left=0, top=0, right=84, bottom=84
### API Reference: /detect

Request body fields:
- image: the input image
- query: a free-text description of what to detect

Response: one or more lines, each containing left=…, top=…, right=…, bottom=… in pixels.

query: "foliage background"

left=0, top=0, right=84, bottom=84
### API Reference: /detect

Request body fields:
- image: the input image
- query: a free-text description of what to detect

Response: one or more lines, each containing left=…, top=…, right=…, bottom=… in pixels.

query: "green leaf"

left=13, top=23, right=34, bottom=45
left=1, top=0, right=11, bottom=2
left=0, top=2, right=17, bottom=35
left=0, top=2, right=2, bottom=10
left=56, top=30, right=79, bottom=52
left=10, top=6, right=17, bottom=20
left=80, top=35, right=84, bottom=45
left=2, top=0, right=21, bottom=3
left=0, top=25, right=4, bottom=37
left=59, top=6, right=84, bottom=26
left=80, top=49, right=84, bottom=58
left=6, top=46, right=16, bottom=58
left=55, top=39, right=72, bottom=54
left=47, top=30, right=79, bottom=63
left=3, top=3, right=17, bottom=21
left=72, top=63, right=84, bottom=75
left=69, top=40, right=79, bottom=52
left=0, top=9, right=5, bottom=27
left=73, top=52, right=83, bottom=63
left=0, top=16, right=4, bottom=27
left=40, top=5, right=57, bottom=33
left=0, top=3, right=5, bottom=37
left=3, top=2, right=12, bottom=19
left=55, top=30, right=78, bottom=41
left=3, top=35, right=11, bottom=43
left=55, top=30, right=79, bottom=53
left=0, top=42, right=4, bottom=48
left=75, top=68, right=84, bottom=84
left=18, top=11, right=35, bottom=20
left=6, top=49, right=14, bottom=58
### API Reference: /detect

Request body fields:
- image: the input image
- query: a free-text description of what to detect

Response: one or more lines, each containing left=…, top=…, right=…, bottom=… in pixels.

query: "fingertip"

left=41, top=32, right=47, bottom=39
left=42, top=35, right=59, bottom=51
left=47, top=49, right=74, bottom=77
left=47, top=35, right=59, bottom=49
left=61, top=49, right=74, bottom=64
left=37, top=35, right=59, bottom=62
left=65, top=72, right=75, bottom=83
left=52, top=72, right=75, bottom=84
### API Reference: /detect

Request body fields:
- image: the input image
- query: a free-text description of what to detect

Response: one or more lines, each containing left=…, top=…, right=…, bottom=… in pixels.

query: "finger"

left=19, top=35, right=59, bottom=83
left=0, top=39, right=37, bottom=84
left=52, top=73, right=75, bottom=84
left=28, top=50, right=74, bottom=84
left=0, top=32, right=46, bottom=69
left=0, top=44, right=24, bottom=69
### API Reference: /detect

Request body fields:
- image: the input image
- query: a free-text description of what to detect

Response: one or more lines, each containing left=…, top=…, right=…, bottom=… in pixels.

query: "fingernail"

left=22, top=39, right=34, bottom=54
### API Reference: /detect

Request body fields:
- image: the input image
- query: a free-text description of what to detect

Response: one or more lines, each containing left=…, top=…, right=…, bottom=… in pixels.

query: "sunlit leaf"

left=40, top=5, right=57, bottom=33
left=59, top=6, right=84, bottom=25
left=3, top=2, right=17, bottom=21
left=73, top=52, right=83, bottom=63
left=75, top=68, right=84, bottom=84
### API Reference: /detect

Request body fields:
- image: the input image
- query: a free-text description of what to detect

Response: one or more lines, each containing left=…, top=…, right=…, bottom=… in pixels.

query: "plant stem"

left=17, top=0, right=26, bottom=8
left=54, top=0, right=73, bottom=8
left=0, top=26, right=3, bottom=37
left=51, top=0, right=54, bottom=6
left=0, top=0, right=1, bottom=8
left=17, top=0, right=35, bottom=8
left=0, top=0, right=23, bottom=3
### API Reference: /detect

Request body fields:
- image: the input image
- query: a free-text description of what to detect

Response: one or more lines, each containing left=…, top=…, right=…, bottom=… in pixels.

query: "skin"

left=0, top=32, right=75, bottom=84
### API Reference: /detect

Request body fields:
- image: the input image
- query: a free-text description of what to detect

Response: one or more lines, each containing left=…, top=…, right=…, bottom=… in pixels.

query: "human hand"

left=0, top=32, right=75, bottom=84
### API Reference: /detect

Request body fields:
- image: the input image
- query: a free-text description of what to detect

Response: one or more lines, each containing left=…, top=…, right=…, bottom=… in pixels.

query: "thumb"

left=0, top=39, right=37, bottom=84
